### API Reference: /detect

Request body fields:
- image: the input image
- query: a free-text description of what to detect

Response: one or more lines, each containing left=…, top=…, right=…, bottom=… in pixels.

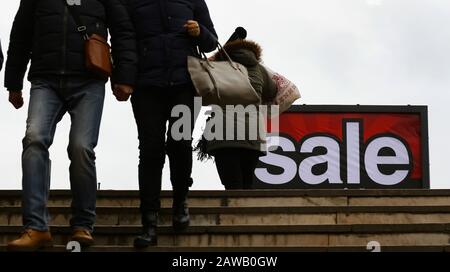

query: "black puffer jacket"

left=5, top=0, right=137, bottom=91
left=0, top=39, right=3, bottom=71
left=125, top=0, right=217, bottom=88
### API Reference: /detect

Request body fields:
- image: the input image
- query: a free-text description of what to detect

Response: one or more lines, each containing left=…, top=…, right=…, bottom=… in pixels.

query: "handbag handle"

left=200, top=61, right=221, bottom=100
left=200, top=41, right=240, bottom=71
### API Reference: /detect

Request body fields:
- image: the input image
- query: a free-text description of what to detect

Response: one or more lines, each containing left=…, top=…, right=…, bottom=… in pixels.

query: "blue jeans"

left=22, top=77, right=105, bottom=232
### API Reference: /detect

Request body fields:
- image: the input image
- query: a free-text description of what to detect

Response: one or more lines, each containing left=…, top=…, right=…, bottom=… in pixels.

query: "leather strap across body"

left=62, top=0, right=113, bottom=78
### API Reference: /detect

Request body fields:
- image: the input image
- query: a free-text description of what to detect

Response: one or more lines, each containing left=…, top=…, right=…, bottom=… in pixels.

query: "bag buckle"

left=77, top=26, right=89, bottom=40
left=77, top=26, right=87, bottom=32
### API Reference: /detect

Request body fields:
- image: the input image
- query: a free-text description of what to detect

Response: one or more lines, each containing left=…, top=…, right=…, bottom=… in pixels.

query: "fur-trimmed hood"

left=213, top=40, right=263, bottom=67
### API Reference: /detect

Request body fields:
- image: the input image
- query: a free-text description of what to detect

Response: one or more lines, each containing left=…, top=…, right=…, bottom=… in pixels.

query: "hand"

left=113, top=84, right=134, bottom=102
left=9, top=91, right=24, bottom=109
left=184, top=20, right=201, bottom=37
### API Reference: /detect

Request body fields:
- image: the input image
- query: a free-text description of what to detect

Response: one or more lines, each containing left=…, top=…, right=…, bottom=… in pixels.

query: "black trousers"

left=131, top=84, right=196, bottom=214
left=214, top=148, right=261, bottom=190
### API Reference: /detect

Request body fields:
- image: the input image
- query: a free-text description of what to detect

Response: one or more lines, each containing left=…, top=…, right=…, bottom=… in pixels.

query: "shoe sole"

left=69, top=237, right=94, bottom=247
left=134, top=239, right=158, bottom=249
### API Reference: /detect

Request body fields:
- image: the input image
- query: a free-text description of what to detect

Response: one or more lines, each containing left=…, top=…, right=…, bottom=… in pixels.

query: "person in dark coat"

left=5, top=0, right=137, bottom=251
left=125, top=0, right=218, bottom=248
left=197, top=39, right=277, bottom=190
left=0, top=39, right=3, bottom=72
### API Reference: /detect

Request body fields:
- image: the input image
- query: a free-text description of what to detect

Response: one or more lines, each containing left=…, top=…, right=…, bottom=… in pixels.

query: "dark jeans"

left=214, top=148, right=261, bottom=190
left=131, top=84, right=196, bottom=216
left=22, top=77, right=105, bottom=232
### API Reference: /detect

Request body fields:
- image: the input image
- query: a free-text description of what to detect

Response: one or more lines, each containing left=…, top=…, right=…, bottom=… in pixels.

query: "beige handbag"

left=188, top=43, right=260, bottom=106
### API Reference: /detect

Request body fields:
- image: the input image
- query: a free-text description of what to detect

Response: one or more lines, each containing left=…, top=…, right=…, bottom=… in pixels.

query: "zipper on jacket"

left=61, top=5, right=68, bottom=75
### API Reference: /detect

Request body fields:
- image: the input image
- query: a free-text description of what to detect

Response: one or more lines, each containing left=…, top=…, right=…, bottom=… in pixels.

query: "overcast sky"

left=0, top=0, right=449, bottom=190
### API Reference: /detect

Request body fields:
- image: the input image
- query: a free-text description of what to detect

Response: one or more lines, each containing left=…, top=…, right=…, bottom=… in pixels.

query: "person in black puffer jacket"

left=5, top=0, right=137, bottom=91
left=5, top=0, right=137, bottom=251
left=124, top=0, right=218, bottom=249
left=0, top=39, right=3, bottom=72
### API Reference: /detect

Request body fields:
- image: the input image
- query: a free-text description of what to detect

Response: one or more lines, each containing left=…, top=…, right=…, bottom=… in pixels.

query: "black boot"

left=172, top=196, right=190, bottom=232
left=134, top=213, right=158, bottom=248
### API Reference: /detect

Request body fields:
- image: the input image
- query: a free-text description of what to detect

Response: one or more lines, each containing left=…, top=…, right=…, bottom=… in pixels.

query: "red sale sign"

left=255, top=105, right=429, bottom=189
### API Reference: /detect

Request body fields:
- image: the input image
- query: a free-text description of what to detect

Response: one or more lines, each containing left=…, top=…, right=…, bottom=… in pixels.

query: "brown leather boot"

left=7, top=229, right=53, bottom=252
left=70, top=228, right=94, bottom=247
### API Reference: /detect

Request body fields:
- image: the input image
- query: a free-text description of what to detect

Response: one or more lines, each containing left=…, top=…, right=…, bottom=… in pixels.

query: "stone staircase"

left=1, top=190, right=450, bottom=252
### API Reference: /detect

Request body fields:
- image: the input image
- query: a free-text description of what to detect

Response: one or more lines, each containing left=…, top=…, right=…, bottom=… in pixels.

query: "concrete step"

left=2, top=245, right=450, bottom=252
left=1, top=224, right=450, bottom=247
left=1, top=190, right=450, bottom=207
left=2, top=206, right=450, bottom=226
left=2, top=190, right=449, bottom=250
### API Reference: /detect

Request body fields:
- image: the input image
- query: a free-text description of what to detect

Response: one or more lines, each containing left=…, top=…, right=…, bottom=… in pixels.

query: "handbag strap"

left=61, top=0, right=89, bottom=40
left=202, top=41, right=240, bottom=72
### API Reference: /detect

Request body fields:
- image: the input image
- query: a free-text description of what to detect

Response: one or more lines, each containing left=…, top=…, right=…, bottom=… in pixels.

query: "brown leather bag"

left=85, top=34, right=113, bottom=78
left=64, top=1, right=113, bottom=78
